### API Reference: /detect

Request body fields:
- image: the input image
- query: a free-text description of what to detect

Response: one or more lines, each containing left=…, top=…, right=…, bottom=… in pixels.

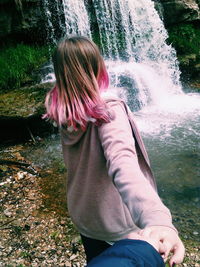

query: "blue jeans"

left=81, top=236, right=165, bottom=267
left=81, top=234, right=111, bottom=263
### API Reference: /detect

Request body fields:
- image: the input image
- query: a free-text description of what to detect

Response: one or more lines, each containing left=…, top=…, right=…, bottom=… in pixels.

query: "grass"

left=0, top=44, right=51, bottom=91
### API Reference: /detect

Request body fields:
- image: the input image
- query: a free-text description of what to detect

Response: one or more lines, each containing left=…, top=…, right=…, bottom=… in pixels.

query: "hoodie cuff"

left=139, top=210, right=178, bottom=233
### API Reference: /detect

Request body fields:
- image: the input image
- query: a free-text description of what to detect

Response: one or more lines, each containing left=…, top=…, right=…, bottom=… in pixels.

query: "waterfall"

left=42, top=0, right=91, bottom=45
left=92, top=0, right=183, bottom=109
left=62, top=0, right=91, bottom=37
left=43, top=0, right=180, bottom=92
left=42, top=0, right=200, bottom=118
left=41, top=0, right=91, bottom=82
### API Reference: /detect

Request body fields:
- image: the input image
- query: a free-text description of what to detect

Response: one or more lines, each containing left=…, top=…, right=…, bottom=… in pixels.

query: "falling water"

left=90, top=0, right=200, bottom=136
left=92, top=0, right=121, bottom=59
left=42, top=0, right=59, bottom=45
left=92, top=0, right=184, bottom=110
left=43, top=0, right=91, bottom=45
left=42, top=0, right=200, bottom=133
left=41, top=0, right=91, bottom=81
left=93, top=0, right=181, bottom=81
left=62, top=0, right=91, bottom=37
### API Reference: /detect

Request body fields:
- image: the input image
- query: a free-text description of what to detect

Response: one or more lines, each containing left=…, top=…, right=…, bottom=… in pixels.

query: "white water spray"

left=43, top=0, right=91, bottom=45
left=42, top=0, right=200, bottom=136
left=62, top=0, right=91, bottom=37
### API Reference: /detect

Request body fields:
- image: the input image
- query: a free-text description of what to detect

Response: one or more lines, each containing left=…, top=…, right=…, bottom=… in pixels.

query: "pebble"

left=70, top=254, right=78, bottom=261
left=0, top=181, right=8, bottom=186
left=13, top=183, right=20, bottom=189
left=17, top=171, right=25, bottom=180
left=3, top=209, right=12, bottom=217
left=193, top=231, right=199, bottom=235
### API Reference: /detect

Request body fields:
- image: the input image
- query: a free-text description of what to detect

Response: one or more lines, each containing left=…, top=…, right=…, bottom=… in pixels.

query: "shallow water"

left=134, top=90, right=200, bottom=242
left=142, top=122, right=199, bottom=239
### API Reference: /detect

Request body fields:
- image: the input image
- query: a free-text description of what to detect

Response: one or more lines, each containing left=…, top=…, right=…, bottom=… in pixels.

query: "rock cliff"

left=159, top=0, right=200, bottom=25
left=0, top=0, right=200, bottom=78
left=158, top=0, right=200, bottom=79
left=0, top=0, right=199, bottom=44
left=0, top=0, right=46, bottom=45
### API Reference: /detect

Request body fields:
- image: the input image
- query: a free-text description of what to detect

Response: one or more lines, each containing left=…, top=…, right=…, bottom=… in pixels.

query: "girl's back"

left=44, top=35, right=184, bottom=266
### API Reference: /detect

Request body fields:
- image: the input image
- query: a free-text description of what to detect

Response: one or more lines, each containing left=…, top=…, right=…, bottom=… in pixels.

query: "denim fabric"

left=81, top=234, right=111, bottom=263
left=87, top=239, right=165, bottom=267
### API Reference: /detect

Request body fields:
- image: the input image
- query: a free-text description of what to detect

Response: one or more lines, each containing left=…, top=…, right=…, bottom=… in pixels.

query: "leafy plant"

left=20, top=251, right=32, bottom=259
left=167, top=23, right=200, bottom=55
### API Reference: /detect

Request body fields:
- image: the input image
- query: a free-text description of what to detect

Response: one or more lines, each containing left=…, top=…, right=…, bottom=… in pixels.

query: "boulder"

left=0, top=0, right=47, bottom=44
left=160, top=0, right=200, bottom=25
left=178, top=54, right=200, bottom=80
left=0, top=82, right=56, bottom=143
left=0, top=82, right=53, bottom=118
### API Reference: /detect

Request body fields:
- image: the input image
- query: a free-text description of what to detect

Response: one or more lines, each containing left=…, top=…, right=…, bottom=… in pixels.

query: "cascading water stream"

left=42, top=0, right=200, bottom=136
left=93, top=0, right=184, bottom=109
left=41, top=0, right=91, bottom=81
left=42, top=0, right=91, bottom=45
left=62, top=0, right=91, bottom=37
left=90, top=0, right=200, bottom=137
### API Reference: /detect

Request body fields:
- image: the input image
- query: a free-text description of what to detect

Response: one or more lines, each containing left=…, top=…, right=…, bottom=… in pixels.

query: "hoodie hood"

left=60, top=125, right=87, bottom=145
left=60, top=89, right=121, bottom=146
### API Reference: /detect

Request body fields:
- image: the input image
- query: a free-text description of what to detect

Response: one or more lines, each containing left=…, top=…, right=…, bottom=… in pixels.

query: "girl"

left=44, top=36, right=184, bottom=266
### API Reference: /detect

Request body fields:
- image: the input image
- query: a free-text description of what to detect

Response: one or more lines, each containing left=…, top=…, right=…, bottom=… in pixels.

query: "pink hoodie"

left=61, top=98, right=176, bottom=241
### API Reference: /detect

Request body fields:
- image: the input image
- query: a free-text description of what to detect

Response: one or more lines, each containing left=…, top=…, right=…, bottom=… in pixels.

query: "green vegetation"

left=167, top=23, right=200, bottom=55
left=0, top=44, right=51, bottom=91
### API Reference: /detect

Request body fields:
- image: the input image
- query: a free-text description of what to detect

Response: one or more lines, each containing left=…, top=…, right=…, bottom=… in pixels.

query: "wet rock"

left=0, top=0, right=47, bottom=45
left=160, top=0, right=200, bottom=26
left=0, top=82, right=57, bottom=143
left=178, top=54, right=200, bottom=80
left=0, top=82, right=53, bottom=118
left=3, top=209, right=12, bottom=217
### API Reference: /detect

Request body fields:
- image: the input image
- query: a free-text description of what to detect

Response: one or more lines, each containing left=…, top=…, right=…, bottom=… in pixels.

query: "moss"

left=0, top=44, right=51, bottom=91
left=167, top=23, right=200, bottom=56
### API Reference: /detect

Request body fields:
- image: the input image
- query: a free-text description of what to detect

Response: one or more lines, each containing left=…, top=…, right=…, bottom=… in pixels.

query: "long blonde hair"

left=44, top=36, right=110, bottom=130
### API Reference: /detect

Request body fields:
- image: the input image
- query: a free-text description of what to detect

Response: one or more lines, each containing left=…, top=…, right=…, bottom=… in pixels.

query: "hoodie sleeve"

left=98, top=100, right=176, bottom=231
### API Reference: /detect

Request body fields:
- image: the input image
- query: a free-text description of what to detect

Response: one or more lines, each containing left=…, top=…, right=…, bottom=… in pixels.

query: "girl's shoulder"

left=101, top=88, right=126, bottom=102
left=101, top=89, right=128, bottom=109
left=101, top=90, right=131, bottom=118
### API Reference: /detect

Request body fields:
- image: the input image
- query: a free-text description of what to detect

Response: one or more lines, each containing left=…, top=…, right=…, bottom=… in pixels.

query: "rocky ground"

left=0, top=141, right=199, bottom=267
left=0, top=143, right=86, bottom=267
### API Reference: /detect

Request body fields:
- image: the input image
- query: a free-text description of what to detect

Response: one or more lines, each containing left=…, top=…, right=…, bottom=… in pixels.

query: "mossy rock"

left=0, top=82, right=53, bottom=118
left=0, top=82, right=56, bottom=143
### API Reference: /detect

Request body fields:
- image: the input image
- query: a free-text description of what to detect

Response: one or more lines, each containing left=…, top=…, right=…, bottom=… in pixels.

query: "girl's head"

left=44, top=36, right=110, bottom=130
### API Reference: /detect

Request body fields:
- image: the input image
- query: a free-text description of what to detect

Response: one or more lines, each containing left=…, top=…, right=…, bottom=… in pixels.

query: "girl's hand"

left=139, top=226, right=185, bottom=266
left=124, top=232, right=165, bottom=253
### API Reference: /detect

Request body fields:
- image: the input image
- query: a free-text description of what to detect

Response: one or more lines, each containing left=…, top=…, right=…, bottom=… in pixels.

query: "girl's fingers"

left=169, top=241, right=185, bottom=266
left=158, top=241, right=166, bottom=255
left=161, top=241, right=171, bottom=262
left=139, top=227, right=185, bottom=265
